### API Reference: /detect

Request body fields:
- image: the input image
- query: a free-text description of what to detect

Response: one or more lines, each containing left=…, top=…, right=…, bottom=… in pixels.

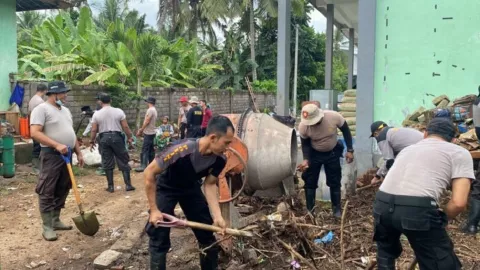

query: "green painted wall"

left=0, top=0, right=17, bottom=111
left=374, top=0, right=480, bottom=125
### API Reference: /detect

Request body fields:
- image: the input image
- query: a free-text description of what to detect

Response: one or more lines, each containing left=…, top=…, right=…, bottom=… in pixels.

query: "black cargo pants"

left=180, top=122, right=187, bottom=139
left=145, top=186, right=216, bottom=253
left=141, top=134, right=156, bottom=163
left=187, top=125, right=202, bottom=139
left=99, top=132, right=130, bottom=171
left=301, top=142, right=343, bottom=190
left=36, top=149, right=72, bottom=212
left=373, top=191, right=461, bottom=270
left=472, top=171, right=480, bottom=200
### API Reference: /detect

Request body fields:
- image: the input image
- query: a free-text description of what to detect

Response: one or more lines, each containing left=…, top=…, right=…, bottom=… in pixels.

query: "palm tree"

left=17, top=11, right=47, bottom=30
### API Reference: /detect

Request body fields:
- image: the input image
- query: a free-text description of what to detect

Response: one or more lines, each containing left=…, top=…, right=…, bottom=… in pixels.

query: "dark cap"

left=145, top=97, right=156, bottom=104
left=426, top=118, right=456, bottom=142
left=96, top=92, right=111, bottom=104
left=46, top=81, right=69, bottom=95
left=370, top=121, right=388, bottom=137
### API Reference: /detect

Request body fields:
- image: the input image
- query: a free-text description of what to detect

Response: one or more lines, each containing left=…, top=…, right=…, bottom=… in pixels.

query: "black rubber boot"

left=377, top=256, right=395, bottom=270
left=330, top=188, right=342, bottom=218
left=462, top=198, right=480, bottom=234
left=150, top=251, right=167, bottom=270
left=199, top=245, right=219, bottom=270
left=123, top=170, right=136, bottom=191
left=134, top=153, right=147, bottom=172
left=105, top=170, right=114, bottom=193
left=305, top=189, right=316, bottom=213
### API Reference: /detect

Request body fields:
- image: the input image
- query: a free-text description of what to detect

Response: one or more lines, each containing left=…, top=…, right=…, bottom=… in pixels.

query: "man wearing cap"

left=373, top=118, right=473, bottom=270
left=28, top=83, right=47, bottom=174
left=186, top=96, right=203, bottom=138
left=30, top=81, right=84, bottom=241
left=135, top=97, right=158, bottom=172
left=369, top=121, right=423, bottom=185
left=178, top=96, right=191, bottom=139
left=297, top=104, right=354, bottom=217
left=90, top=93, right=135, bottom=192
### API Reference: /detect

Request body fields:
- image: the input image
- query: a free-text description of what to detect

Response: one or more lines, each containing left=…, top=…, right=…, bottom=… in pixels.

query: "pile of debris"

left=402, top=94, right=479, bottom=151
left=222, top=170, right=480, bottom=270
left=338, top=90, right=357, bottom=137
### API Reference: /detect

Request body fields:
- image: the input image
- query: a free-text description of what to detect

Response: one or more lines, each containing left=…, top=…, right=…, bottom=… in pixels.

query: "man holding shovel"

left=144, top=115, right=233, bottom=270
left=30, top=81, right=84, bottom=241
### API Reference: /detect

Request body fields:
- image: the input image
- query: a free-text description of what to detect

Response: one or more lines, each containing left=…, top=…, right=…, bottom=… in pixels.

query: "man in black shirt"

left=186, top=96, right=203, bottom=138
left=144, top=115, right=234, bottom=270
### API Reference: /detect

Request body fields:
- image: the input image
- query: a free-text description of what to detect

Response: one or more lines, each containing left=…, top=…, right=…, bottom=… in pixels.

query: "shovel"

left=156, top=213, right=253, bottom=237
left=61, top=148, right=100, bottom=236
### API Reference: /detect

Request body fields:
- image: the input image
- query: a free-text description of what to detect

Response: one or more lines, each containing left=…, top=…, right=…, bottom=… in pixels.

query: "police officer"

left=144, top=115, right=233, bottom=270
left=186, top=96, right=203, bottom=138
left=89, top=93, right=135, bottom=192
left=30, top=81, right=84, bottom=241
left=369, top=121, right=423, bottom=185
left=373, top=118, right=473, bottom=270
left=28, top=84, right=47, bottom=174
left=135, top=97, right=158, bottom=172
left=297, top=104, right=354, bottom=217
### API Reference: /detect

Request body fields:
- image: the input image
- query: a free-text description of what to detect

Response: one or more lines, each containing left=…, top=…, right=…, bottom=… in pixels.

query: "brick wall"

left=18, top=82, right=276, bottom=126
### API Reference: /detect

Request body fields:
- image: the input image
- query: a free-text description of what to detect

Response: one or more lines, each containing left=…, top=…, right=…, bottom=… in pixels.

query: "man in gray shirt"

left=369, top=121, right=424, bottom=185
left=90, top=93, right=135, bottom=193
left=135, top=97, right=158, bottom=172
left=373, top=118, right=473, bottom=270
left=30, top=81, right=84, bottom=241
left=28, top=84, right=47, bottom=174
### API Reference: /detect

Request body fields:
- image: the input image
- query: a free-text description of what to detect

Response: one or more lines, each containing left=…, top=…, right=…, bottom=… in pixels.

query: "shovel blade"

left=72, top=211, right=100, bottom=236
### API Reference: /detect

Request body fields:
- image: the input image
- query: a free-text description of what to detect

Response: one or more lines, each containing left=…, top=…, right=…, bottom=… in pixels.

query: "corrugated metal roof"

left=16, top=0, right=73, bottom=12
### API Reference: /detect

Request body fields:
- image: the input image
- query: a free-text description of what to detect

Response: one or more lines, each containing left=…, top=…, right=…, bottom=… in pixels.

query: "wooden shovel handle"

left=66, top=163, right=83, bottom=213
left=185, top=220, right=253, bottom=237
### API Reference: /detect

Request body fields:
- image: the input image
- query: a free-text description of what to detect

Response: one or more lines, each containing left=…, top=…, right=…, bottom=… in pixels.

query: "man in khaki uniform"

left=28, top=84, right=47, bottom=173
left=30, top=81, right=84, bottom=241
left=135, top=97, right=158, bottom=172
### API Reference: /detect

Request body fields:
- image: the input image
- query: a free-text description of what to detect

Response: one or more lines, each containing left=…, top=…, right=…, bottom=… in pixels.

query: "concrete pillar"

left=276, top=0, right=291, bottom=116
left=356, top=0, right=377, bottom=175
left=0, top=0, right=18, bottom=110
left=348, top=28, right=355, bottom=89
left=325, top=4, right=334, bottom=90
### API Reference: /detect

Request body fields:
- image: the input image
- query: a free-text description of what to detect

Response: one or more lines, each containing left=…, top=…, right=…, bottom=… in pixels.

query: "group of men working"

left=297, top=91, right=480, bottom=270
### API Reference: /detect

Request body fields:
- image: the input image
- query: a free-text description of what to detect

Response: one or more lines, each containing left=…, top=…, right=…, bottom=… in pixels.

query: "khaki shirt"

left=143, top=107, right=158, bottom=135
left=30, top=103, right=76, bottom=148
left=298, top=110, right=345, bottom=152
left=28, top=95, right=44, bottom=114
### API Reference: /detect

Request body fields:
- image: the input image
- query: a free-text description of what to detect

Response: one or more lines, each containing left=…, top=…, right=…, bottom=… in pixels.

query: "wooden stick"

left=355, top=184, right=375, bottom=192
left=340, top=200, right=349, bottom=270
left=185, top=220, right=253, bottom=237
left=277, top=238, right=318, bottom=270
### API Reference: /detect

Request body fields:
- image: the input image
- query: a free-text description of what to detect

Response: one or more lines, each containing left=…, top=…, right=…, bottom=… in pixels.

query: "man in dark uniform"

left=144, top=115, right=233, bottom=270
left=297, top=104, right=354, bottom=217
left=373, top=118, right=473, bottom=270
left=186, top=96, right=203, bottom=138
left=90, top=93, right=135, bottom=192
left=369, top=121, right=423, bottom=185
left=30, top=81, right=84, bottom=241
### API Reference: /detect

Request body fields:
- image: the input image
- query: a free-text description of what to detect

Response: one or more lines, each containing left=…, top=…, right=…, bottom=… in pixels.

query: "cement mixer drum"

left=223, top=110, right=297, bottom=190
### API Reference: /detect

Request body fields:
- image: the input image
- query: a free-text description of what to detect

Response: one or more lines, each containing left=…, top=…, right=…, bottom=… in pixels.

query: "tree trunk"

left=135, top=70, right=142, bottom=130
left=250, top=0, right=257, bottom=81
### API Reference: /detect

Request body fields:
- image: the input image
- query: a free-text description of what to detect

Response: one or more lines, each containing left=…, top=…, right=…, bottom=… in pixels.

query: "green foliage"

left=253, top=80, right=277, bottom=93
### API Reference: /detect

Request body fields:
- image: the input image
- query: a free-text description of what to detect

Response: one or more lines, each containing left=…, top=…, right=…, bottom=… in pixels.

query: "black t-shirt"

left=155, top=139, right=226, bottom=191
left=187, top=106, right=203, bottom=126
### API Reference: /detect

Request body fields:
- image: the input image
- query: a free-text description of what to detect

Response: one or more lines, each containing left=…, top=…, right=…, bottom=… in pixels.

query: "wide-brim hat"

left=47, top=81, right=70, bottom=94
left=300, top=104, right=324, bottom=126
left=189, top=96, right=199, bottom=104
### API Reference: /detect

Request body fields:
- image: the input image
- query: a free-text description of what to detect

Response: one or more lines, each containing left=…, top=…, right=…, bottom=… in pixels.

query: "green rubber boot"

left=53, top=209, right=73, bottom=231
left=40, top=211, right=58, bottom=241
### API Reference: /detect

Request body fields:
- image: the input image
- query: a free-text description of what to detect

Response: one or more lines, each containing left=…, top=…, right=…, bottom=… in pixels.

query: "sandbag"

left=453, top=94, right=477, bottom=106
left=345, top=117, right=356, bottom=126
left=432, top=95, right=450, bottom=106
left=341, top=97, right=356, bottom=103
left=344, top=89, right=356, bottom=97
left=409, top=107, right=425, bottom=121
left=338, top=103, right=356, bottom=112
left=340, top=111, right=356, bottom=117
left=349, top=125, right=356, bottom=131
left=436, top=100, right=449, bottom=109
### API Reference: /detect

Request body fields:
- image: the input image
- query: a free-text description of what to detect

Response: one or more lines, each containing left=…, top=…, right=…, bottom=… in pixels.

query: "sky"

left=87, top=0, right=328, bottom=34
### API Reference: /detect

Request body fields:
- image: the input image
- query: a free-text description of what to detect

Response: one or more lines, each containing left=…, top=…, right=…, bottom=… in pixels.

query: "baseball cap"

left=179, top=96, right=188, bottom=102
left=300, top=104, right=324, bottom=126
left=370, top=121, right=388, bottom=137
left=426, top=118, right=456, bottom=142
left=145, top=97, right=156, bottom=104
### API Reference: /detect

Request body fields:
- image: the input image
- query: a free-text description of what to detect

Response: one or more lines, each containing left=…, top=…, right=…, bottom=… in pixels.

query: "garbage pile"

left=338, top=90, right=357, bottom=137
left=402, top=94, right=479, bottom=151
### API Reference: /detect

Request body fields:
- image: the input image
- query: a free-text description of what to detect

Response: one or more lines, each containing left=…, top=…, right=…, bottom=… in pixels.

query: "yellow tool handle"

left=185, top=220, right=253, bottom=237
left=66, top=163, right=84, bottom=213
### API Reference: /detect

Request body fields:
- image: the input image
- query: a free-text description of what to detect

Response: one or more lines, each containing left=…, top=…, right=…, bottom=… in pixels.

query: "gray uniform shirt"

left=28, top=95, right=44, bottom=114
left=91, top=106, right=126, bottom=133
left=30, top=102, right=77, bottom=148
left=375, top=127, right=424, bottom=177
left=143, top=107, right=158, bottom=135
left=380, top=138, right=475, bottom=203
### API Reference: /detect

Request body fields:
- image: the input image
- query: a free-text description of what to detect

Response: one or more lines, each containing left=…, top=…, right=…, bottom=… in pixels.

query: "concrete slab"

left=93, top=249, right=122, bottom=269
left=110, top=217, right=145, bottom=252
